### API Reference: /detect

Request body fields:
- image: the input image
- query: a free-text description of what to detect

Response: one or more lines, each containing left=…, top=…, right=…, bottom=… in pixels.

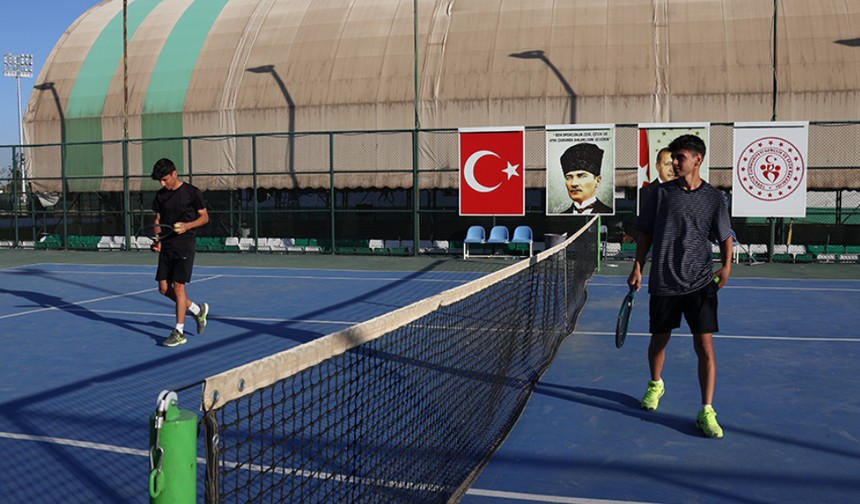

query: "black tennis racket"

left=140, top=223, right=176, bottom=243
left=615, top=286, right=636, bottom=348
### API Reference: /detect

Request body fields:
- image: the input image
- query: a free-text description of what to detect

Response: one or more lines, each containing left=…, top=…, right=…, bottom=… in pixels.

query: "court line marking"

left=54, top=308, right=360, bottom=326
left=466, top=488, right=663, bottom=504
left=587, top=282, right=860, bottom=292
left=0, top=275, right=222, bottom=321
left=0, top=431, right=659, bottom=504
left=1, top=268, right=476, bottom=284
left=574, top=331, right=860, bottom=342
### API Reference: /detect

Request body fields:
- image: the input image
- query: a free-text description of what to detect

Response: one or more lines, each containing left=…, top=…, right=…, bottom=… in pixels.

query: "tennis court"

left=1, top=240, right=859, bottom=503
left=0, top=258, right=493, bottom=503
left=461, top=269, right=860, bottom=504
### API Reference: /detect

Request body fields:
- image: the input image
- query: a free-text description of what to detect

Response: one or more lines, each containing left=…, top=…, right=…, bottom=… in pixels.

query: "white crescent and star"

left=464, top=150, right=520, bottom=193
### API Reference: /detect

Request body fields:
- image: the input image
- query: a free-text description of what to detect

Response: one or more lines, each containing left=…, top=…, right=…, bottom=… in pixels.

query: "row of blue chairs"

left=463, top=225, right=534, bottom=259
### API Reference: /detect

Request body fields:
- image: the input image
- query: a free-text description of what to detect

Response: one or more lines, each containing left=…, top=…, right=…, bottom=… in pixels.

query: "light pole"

left=4, top=53, right=33, bottom=203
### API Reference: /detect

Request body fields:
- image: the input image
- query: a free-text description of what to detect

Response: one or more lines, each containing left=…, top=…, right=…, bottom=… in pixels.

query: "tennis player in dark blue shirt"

left=628, top=134, right=733, bottom=438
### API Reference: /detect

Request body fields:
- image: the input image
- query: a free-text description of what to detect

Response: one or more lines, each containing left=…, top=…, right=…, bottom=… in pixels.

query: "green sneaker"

left=640, top=380, right=665, bottom=411
left=163, top=329, right=186, bottom=347
left=696, top=407, right=724, bottom=438
left=193, top=303, right=209, bottom=335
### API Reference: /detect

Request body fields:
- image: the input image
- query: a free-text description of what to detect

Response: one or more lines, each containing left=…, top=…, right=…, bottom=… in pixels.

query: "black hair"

left=151, top=158, right=176, bottom=181
left=667, top=134, right=706, bottom=158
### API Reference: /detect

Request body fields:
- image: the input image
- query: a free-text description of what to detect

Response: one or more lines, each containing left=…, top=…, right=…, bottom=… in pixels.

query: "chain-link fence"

left=1, top=123, right=859, bottom=261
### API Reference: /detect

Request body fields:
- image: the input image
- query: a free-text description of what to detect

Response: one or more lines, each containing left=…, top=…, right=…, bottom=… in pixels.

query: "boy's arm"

left=627, top=231, right=652, bottom=291
left=715, top=235, right=732, bottom=289
left=151, top=213, right=162, bottom=252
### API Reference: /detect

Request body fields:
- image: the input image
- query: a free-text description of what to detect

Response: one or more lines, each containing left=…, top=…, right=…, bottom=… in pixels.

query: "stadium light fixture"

left=4, top=53, right=33, bottom=203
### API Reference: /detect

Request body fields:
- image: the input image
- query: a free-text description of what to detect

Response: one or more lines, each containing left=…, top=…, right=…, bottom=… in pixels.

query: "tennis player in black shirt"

left=150, top=158, right=210, bottom=347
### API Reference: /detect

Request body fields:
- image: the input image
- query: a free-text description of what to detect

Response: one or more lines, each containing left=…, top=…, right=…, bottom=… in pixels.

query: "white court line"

left=56, top=308, right=360, bottom=326
left=3, top=268, right=474, bottom=284
left=587, top=282, right=860, bottom=292
left=466, top=489, right=663, bottom=504
left=574, top=331, right=860, bottom=343
left=0, top=431, right=658, bottom=504
left=0, top=275, right=222, bottom=321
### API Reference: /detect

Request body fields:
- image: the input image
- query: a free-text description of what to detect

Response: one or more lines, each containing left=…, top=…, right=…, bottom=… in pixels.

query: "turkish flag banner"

left=459, top=127, right=525, bottom=216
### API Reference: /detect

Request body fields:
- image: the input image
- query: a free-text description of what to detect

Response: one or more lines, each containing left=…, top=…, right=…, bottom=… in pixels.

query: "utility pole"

left=4, top=53, right=34, bottom=204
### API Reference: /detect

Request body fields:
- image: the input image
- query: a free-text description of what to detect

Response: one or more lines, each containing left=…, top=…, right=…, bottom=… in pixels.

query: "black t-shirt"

left=151, top=183, right=206, bottom=251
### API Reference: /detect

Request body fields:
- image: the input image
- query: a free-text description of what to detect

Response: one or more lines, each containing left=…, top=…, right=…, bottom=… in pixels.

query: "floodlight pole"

left=4, top=53, right=33, bottom=205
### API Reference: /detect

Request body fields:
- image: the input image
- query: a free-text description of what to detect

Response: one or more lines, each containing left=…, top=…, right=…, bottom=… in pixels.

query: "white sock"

left=702, top=404, right=713, bottom=411
left=189, top=303, right=200, bottom=316
left=175, top=323, right=185, bottom=334
left=650, top=379, right=663, bottom=386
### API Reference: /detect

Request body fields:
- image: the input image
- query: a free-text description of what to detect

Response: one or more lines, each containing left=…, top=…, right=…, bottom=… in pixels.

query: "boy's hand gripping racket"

left=615, top=287, right=636, bottom=349
left=141, top=224, right=176, bottom=243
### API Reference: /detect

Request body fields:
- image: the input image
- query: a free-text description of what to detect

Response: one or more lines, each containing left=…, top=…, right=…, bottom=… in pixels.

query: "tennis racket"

left=615, top=286, right=636, bottom=349
left=140, top=223, right=176, bottom=243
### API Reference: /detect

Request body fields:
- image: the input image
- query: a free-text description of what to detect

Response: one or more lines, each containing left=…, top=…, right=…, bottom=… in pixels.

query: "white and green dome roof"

left=25, top=0, right=860, bottom=191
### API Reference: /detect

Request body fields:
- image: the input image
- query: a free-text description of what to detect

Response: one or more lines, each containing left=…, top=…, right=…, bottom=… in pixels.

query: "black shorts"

left=155, top=249, right=195, bottom=284
left=649, top=281, right=719, bottom=334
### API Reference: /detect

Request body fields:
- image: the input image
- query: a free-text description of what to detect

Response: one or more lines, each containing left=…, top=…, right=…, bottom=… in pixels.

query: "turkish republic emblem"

left=459, top=127, right=525, bottom=216
left=737, top=137, right=805, bottom=202
left=732, top=122, right=808, bottom=218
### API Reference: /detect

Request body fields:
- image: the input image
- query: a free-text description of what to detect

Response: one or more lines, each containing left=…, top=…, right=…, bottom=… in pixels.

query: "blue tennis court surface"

left=0, top=263, right=486, bottom=503
left=2, top=263, right=859, bottom=504
left=460, top=275, right=860, bottom=504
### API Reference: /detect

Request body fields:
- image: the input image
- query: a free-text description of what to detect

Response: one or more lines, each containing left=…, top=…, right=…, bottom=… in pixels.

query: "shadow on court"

left=0, top=262, right=486, bottom=504
left=535, top=382, right=702, bottom=437
left=459, top=275, right=860, bottom=504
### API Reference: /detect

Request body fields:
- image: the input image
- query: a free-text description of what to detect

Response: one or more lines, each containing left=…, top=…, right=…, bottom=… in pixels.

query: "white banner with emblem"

left=732, top=122, right=809, bottom=218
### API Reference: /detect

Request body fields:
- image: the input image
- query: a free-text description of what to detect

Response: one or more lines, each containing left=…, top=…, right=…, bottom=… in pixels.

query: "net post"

left=202, top=409, right=220, bottom=504
left=148, top=391, right=197, bottom=504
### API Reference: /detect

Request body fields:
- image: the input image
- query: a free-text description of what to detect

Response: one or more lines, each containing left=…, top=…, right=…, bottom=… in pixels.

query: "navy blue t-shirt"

left=635, top=180, right=732, bottom=296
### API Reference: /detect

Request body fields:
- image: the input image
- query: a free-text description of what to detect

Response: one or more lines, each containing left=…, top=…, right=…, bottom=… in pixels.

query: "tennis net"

left=200, top=217, right=599, bottom=503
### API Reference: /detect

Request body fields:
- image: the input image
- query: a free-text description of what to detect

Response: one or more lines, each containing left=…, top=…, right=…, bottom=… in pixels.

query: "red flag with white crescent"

left=459, top=127, right=525, bottom=216
left=639, top=128, right=650, bottom=186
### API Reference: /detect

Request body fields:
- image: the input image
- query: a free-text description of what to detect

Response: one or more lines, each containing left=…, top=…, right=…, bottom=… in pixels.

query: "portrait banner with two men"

left=637, top=123, right=710, bottom=215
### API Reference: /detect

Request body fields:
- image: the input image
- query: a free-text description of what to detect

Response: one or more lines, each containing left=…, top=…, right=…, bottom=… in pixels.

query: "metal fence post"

left=412, top=129, right=419, bottom=256
left=62, top=143, right=68, bottom=248
left=768, top=217, right=775, bottom=262
left=123, top=139, right=131, bottom=250
left=252, top=135, right=259, bottom=251
left=186, top=137, right=193, bottom=186
left=12, top=147, right=19, bottom=246
left=330, top=132, right=336, bottom=254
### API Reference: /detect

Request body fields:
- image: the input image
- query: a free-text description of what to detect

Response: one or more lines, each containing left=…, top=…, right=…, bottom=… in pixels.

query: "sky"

left=0, top=0, right=100, bottom=172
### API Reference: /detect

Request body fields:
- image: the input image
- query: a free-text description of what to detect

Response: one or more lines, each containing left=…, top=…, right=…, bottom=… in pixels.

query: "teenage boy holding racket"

left=151, top=158, right=210, bottom=347
left=628, top=134, right=733, bottom=438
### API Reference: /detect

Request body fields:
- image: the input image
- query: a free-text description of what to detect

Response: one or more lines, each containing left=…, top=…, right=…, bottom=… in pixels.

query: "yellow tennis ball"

left=174, top=224, right=181, bottom=231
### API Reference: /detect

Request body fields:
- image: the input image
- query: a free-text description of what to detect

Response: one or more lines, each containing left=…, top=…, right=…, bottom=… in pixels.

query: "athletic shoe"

left=640, top=380, right=665, bottom=411
left=193, top=303, right=209, bottom=335
left=163, top=329, right=186, bottom=347
left=696, top=406, right=724, bottom=438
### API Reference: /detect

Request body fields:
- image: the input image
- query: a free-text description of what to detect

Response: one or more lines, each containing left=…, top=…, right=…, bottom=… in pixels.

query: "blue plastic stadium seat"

left=463, top=226, right=486, bottom=259
left=487, top=226, right=510, bottom=244
left=511, top=226, right=534, bottom=257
